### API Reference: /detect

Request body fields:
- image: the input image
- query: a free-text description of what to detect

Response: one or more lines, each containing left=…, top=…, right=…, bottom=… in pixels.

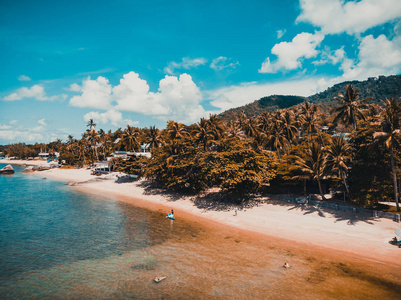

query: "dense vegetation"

left=2, top=79, right=401, bottom=211
left=220, top=75, right=401, bottom=121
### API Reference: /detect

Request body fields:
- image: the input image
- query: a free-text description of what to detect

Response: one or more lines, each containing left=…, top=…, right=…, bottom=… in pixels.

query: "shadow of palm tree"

left=135, top=181, right=380, bottom=225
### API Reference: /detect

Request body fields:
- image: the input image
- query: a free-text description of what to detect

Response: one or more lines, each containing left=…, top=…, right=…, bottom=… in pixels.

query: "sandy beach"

left=3, top=159, right=400, bottom=269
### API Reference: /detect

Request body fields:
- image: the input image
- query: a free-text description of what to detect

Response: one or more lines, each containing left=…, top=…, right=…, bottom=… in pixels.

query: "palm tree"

left=166, top=121, right=189, bottom=141
left=67, top=135, right=76, bottom=156
left=299, top=102, right=323, bottom=145
left=146, top=126, right=162, bottom=154
left=293, top=141, right=327, bottom=200
left=208, top=114, right=225, bottom=141
left=87, top=118, right=97, bottom=131
left=325, top=136, right=351, bottom=195
left=226, top=120, right=246, bottom=140
left=281, top=109, right=299, bottom=144
left=373, top=97, right=401, bottom=211
left=332, top=84, right=372, bottom=130
left=192, top=118, right=214, bottom=151
left=121, top=125, right=140, bottom=151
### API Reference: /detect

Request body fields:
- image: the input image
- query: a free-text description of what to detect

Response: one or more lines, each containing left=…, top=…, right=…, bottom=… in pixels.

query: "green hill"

left=218, top=75, right=401, bottom=121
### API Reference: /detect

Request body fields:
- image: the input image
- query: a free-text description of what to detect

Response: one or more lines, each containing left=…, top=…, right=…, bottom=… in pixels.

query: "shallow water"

left=1, top=164, right=400, bottom=299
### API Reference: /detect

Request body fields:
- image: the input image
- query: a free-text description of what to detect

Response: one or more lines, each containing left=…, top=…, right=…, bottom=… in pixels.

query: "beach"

left=4, top=159, right=400, bottom=267
left=2, top=159, right=401, bottom=298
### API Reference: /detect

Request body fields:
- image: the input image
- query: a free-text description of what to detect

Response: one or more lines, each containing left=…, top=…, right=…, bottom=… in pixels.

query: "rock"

left=0, top=164, right=15, bottom=174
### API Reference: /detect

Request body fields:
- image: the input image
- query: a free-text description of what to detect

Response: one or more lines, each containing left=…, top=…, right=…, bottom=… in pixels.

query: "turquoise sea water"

left=1, top=164, right=400, bottom=299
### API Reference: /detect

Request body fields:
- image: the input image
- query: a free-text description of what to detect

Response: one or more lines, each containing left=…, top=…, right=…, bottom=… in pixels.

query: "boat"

left=0, top=164, right=14, bottom=174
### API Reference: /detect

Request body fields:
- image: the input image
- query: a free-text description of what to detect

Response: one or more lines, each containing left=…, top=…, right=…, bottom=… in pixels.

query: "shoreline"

left=3, top=159, right=401, bottom=268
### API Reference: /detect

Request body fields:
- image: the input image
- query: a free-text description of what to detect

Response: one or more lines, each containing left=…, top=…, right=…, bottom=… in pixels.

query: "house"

left=93, top=161, right=111, bottom=174
left=135, top=143, right=151, bottom=158
left=38, top=150, right=50, bottom=159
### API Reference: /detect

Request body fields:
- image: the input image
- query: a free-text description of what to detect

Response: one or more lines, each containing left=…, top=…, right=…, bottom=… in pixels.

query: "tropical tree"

left=298, top=102, right=323, bottom=145
left=325, top=136, right=351, bottom=195
left=293, top=141, right=327, bottom=200
left=332, top=84, right=372, bottom=130
left=121, top=125, right=140, bottom=151
left=373, top=97, right=401, bottom=211
left=145, top=126, right=162, bottom=154
left=192, top=118, right=214, bottom=151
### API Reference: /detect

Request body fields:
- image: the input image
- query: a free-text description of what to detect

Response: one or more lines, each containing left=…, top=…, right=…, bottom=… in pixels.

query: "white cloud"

left=67, top=83, right=81, bottom=92
left=208, top=78, right=329, bottom=111
left=18, top=75, right=31, bottom=81
left=277, top=29, right=286, bottom=39
left=259, top=31, right=324, bottom=73
left=0, top=124, right=12, bottom=130
left=297, top=0, right=401, bottom=35
left=210, top=56, right=239, bottom=71
left=84, top=109, right=124, bottom=127
left=0, top=130, right=43, bottom=142
left=38, top=118, right=47, bottom=126
left=164, top=57, right=207, bottom=75
left=336, top=34, right=401, bottom=81
left=114, top=71, right=208, bottom=123
left=69, top=76, right=113, bottom=109
left=313, top=46, right=345, bottom=66
left=3, top=85, right=66, bottom=101
left=70, top=71, right=208, bottom=124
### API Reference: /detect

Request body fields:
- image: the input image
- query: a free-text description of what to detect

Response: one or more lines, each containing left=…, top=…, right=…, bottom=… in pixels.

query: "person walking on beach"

left=234, top=208, right=237, bottom=216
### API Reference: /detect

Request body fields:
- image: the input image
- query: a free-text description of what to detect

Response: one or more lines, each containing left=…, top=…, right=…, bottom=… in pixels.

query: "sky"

left=1, top=0, right=401, bottom=144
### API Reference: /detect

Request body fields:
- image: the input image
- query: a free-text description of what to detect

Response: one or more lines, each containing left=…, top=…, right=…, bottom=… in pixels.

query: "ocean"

left=1, top=163, right=400, bottom=299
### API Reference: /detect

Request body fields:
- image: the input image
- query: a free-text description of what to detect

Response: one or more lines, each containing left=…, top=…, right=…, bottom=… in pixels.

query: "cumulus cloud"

left=70, top=71, right=209, bottom=124
left=69, top=76, right=113, bottom=109
left=208, top=78, right=329, bottom=111
left=18, top=75, right=31, bottom=81
left=313, top=46, right=346, bottom=66
left=297, top=0, right=401, bottom=35
left=338, top=34, right=401, bottom=81
left=210, top=56, right=239, bottom=71
left=84, top=110, right=124, bottom=127
left=115, top=72, right=207, bottom=123
left=164, top=57, right=207, bottom=75
left=259, top=31, right=324, bottom=73
left=3, top=85, right=66, bottom=101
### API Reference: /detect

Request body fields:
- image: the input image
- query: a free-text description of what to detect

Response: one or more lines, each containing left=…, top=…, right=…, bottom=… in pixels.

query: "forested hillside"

left=219, top=75, right=401, bottom=121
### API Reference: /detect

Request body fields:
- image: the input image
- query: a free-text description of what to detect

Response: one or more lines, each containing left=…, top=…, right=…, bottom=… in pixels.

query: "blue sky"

left=1, top=0, right=401, bottom=144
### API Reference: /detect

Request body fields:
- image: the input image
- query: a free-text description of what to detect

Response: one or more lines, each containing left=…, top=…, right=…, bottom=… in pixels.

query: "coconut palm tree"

left=121, top=125, right=140, bottom=151
left=192, top=118, right=214, bottom=151
left=325, top=136, right=351, bottom=195
left=299, top=102, right=323, bottom=145
left=208, top=114, right=225, bottom=141
left=145, top=126, right=162, bottom=154
left=281, top=109, right=299, bottom=144
left=332, top=84, right=372, bottom=130
left=166, top=121, right=189, bottom=141
left=87, top=119, right=97, bottom=131
left=373, top=97, right=401, bottom=211
left=293, top=141, right=327, bottom=200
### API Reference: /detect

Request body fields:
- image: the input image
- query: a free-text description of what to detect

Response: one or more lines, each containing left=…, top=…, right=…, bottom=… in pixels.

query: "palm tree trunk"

left=390, top=145, right=400, bottom=211
left=317, top=178, right=325, bottom=200
left=342, top=171, right=350, bottom=194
